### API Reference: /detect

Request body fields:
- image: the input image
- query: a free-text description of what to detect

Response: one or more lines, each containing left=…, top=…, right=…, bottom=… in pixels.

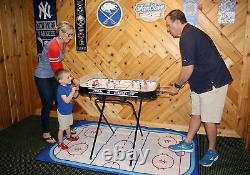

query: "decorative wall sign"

left=97, top=0, right=123, bottom=28
left=33, top=0, right=57, bottom=58
left=218, top=0, right=236, bottom=24
left=134, top=0, right=166, bottom=22
left=75, top=0, right=87, bottom=51
left=183, top=0, right=198, bottom=26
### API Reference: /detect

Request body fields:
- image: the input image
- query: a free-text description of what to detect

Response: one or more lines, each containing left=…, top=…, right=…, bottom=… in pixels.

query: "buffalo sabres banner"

left=97, top=0, right=123, bottom=28
left=183, top=0, right=198, bottom=26
left=75, top=0, right=87, bottom=51
left=33, top=0, right=57, bottom=57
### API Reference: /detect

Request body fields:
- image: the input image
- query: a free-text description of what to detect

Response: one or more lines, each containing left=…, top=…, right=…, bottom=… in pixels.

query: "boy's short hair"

left=55, top=69, right=69, bottom=81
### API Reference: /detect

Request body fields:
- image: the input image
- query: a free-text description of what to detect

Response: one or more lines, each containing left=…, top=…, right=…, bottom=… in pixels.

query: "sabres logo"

left=97, top=0, right=123, bottom=28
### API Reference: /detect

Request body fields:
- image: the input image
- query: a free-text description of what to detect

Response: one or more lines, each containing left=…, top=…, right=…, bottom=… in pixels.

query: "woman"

left=34, top=21, right=78, bottom=143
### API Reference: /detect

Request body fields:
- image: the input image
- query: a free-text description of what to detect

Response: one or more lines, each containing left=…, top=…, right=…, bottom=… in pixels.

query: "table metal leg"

left=130, top=98, right=143, bottom=166
left=91, top=96, right=144, bottom=166
left=125, top=101, right=143, bottom=136
left=90, top=96, right=106, bottom=160
left=96, top=99, right=143, bottom=136
left=94, top=99, right=114, bottom=133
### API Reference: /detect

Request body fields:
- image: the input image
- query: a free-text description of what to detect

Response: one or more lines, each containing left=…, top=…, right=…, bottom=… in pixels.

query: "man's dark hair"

left=166, top=9, right=187, bottom=24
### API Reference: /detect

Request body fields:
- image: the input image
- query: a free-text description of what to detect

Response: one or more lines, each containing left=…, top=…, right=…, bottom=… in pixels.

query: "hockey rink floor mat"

left=36, top=121, right=198, bottom=175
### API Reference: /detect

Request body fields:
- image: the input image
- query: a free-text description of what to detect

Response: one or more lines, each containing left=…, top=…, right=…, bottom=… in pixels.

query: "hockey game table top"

left=79, top=77, right=159, bottom=99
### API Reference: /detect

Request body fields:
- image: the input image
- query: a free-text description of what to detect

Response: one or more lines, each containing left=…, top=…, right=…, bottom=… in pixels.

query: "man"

left=164, top=9, right=233, bottom=167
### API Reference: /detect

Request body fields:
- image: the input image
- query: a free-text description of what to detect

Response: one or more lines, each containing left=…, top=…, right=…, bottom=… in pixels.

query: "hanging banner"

left=75, top=0, right=87, bottom=51
left=218, top=0, right=236, bottom=24
left=134, top=0, right=166, bottom=22
left=183, top=0, right=198, bottom=26
left=33, top=0, right=57, bottom=58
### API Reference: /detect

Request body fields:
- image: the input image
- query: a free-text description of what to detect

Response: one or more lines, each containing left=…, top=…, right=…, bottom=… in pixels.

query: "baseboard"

left=33, top=109, right=240, bottom=138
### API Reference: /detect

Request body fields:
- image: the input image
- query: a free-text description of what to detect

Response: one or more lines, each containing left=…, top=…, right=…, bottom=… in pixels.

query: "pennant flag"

left=218, top=0, right=236, bottom=24
left=33, top=0, right=57, bottom=58
left=183, top=0, right=198, bottom=26
left=75, top=0, right=87, bottom=51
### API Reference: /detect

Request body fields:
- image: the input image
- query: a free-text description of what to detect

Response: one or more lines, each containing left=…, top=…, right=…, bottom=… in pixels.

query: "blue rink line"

left=36, top=121, right=198, bottom=175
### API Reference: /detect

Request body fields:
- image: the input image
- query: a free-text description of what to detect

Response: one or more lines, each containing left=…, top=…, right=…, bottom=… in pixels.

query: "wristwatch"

left=174, top=83, right=182, bottom=89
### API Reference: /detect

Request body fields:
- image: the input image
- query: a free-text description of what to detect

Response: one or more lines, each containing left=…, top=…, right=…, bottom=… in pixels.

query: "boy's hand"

left=72, top=86, right=77, bottom=92
left=72, top=78, right=80, bottom=86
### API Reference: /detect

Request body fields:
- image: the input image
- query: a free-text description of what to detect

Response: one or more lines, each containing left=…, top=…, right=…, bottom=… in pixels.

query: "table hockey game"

left=79, top=78, right=159, bottom=99
left=37, top=77, right=198, bottom=174
left=79, top=77, right=159, bottom=165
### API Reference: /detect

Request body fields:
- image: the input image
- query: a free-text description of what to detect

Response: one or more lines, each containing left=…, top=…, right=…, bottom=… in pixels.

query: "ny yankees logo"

left=38, top=1, right=52, bottom=20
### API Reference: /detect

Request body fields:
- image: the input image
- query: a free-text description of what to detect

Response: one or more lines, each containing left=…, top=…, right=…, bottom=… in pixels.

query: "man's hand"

left=160, top=85, right=179, bottom=96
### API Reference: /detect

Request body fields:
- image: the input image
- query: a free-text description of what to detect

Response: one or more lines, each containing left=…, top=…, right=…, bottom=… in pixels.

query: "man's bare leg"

left=204, top=122, right=217, bottom=151
left=185, top=115, right=201, bottom=143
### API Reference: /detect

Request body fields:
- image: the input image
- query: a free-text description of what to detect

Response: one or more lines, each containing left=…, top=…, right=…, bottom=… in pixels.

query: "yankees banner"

left=33, top=0, right=57, bottom=57
left=75, top=0, right=87, bottom=51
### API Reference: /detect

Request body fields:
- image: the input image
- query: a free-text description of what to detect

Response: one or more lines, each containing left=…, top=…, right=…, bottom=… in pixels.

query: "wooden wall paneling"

left=117, top=39, right=141, bottom=59
left=227, top=64, right=241, bottom=106
left=25, top=0, right=40, bottom=112
left=1, top=0, right=19, bottom=123
left=20, top=0, right=37, bottom=116
left=76, top=96, right=99, bottom=116
left=156, top=89, right=190, bottom=123
left=126, top=12, right=180, bottom=59
left=220, top=2, right=247, bottom=37
left=228, top=24, right=246, bottom=53
left=238, top=0, right=250, bottom=146
left=198, top=0, right=217, bottom=14
left=198, top=9, right=243, bottom=64
left=247, top=85, right=250, bottom=149
left=0, top=7, right=12, bottom=128
left=118, top=52, right=142, bottom=79
left=220, top=98, right=238, bottom=130
left=11, top=0, right=27, bottom=120
left=0, top=0, right=38, bottom=128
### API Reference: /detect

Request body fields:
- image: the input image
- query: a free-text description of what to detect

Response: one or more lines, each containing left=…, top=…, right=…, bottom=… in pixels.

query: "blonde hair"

left=55, top=69, right=70, bottom=81
left=56, top=21, right=74, bottom=36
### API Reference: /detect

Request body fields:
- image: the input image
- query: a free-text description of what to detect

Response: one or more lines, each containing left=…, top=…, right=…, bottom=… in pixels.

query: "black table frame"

left=89, top=95, right=144, bottom=166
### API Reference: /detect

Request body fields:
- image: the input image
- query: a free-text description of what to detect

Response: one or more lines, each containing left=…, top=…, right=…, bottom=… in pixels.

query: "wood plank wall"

left=239, top=0, right=250, bottom=149
left=0, top=0, right=38, bottom=128
left=0, top=0, right=249, bottom=146
left=56, top=0, right=250, bottom=139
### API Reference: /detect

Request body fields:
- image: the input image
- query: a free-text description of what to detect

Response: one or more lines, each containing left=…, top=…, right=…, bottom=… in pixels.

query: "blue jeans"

left=34, top=76, right=59, bottom=133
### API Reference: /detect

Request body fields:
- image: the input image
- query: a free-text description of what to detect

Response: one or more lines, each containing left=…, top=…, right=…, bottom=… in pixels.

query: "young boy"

left=56, top=69, right=79, bottom=150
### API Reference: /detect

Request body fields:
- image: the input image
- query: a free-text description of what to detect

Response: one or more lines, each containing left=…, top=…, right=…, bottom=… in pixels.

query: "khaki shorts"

left=57, top=110, right=73, bottom=130
left=191, top=85, right=228, bottom=123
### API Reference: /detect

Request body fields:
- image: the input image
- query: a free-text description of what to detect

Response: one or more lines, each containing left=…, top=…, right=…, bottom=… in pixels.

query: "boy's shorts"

left=57, top=110, right=73, bottom=130
left=191, top=85, right=228, bottom=123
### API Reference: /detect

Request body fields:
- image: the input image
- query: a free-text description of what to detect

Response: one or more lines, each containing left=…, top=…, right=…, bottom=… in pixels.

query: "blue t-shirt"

left=57, top=85, right=73, bottom=115
left=179, top=24, right=233, bottom=94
